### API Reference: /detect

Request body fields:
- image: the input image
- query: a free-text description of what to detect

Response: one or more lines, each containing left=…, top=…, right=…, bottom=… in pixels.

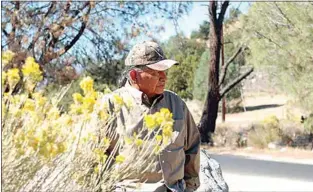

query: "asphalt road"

left=211, top=154, right=313, bottom=182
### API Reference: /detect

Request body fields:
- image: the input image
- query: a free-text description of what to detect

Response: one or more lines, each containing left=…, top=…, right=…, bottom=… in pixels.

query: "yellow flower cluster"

left=142, top=108, right=174, bottom=153
left=79, top=76, right=94, bottom=95
left=115, top=155, right=125, bottom=164
left=135, top=138, right=144, bottom=147
left=2, top=72, right=7, bottom=85
left=113, top=94, right=124, bottom=106
left=70, top=76, right=102, bottom=115
left=2, top=50, right=15, bottom=66
left=120, top=108, right=174, bottom=156
left=2, top=51, right=43, bottom=93
left=144, top=108, right=173, bottom=130
left=22, top=57, right=43, bottom=82
left=144, top=108, right=174, bottom=138
left=6, top=68, right=20, bottom=89
left=72, top=93, right=84, bottom=104
left=93, top=148, right=108, bottom=163
left=32, top=92, right=48, bottom=107
left=13, top=126, right=67, bottom=159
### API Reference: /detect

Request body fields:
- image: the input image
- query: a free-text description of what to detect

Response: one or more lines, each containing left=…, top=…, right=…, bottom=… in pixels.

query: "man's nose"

left=159, top=71, right=167, bottom=81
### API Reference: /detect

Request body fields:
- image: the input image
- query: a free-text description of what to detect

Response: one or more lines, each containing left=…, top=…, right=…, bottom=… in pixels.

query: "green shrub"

left=247, top=115, right=281, bottom=148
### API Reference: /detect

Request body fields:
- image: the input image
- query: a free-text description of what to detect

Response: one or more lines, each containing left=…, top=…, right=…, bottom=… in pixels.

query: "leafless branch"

left=219, top=46, right=244, bottom=86
left=255, top=30, right=294, bottom=58
left=209, top=1, right=217, bottom=24
left=2, top=29, right=9, bottom=37
left=255, top=31, right=283, bottom=50
left=220, top=67, right=254, bottom=99
left=38, top=2, right=91, bottom=64
left=45, top=2, right=56, bottom=17
left=57, top=2, right=91, bottom=58
left=27, top=2, right=56, bottom=52
left=217, top=1, right=229, bottom=25
left=274, top=2, right=295, bottom=28
left=8, top=1, right=20, bottom=50
left=64, top=1, right=71, bottom=14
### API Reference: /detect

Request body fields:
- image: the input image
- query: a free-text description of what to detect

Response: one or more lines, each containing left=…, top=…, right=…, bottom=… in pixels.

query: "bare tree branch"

left=255, top=30, right=295, bottom=58
left=39, top=2, right=91, bottom=64
left=2, top=29, right=9, bottom=37
left=44, top=2, right=56, bottom=17
left=64, top=1, right=71, bottom=14
left=56, top=2, right=91, bottom=58
left=27, top=2, right=55, bottom=51
left=217, top=1, right=229, bottom=25
left=219, top=46, right=244, bottom=86
left=209, top=1, right=217, bottom=24
left=220, top=67, right=254, bottom=99
left=8, top=1, right=20, bottom=50
left=274, top=2, right=295, bottom=28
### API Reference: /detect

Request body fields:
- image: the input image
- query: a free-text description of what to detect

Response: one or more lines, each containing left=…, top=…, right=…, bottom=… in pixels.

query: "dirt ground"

left=186, top=93, right=302, bottom=131
left=186, top=93, right=313, bottom=161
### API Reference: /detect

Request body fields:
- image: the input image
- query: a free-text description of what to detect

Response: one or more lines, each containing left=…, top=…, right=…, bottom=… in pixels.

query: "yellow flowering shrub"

left=1, top=50, right=15, bottom=66
left=79, top=76, right=94, bottom=94
left=22, top=57, right=43, bottom=82
left=2, top=52, right=175, bottom=192
left=6, top=68, right=20, bottom=89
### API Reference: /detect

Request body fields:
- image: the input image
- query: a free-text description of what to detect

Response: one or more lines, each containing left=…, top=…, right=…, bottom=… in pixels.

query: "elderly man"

left=113, top=41, right=200, bottom=192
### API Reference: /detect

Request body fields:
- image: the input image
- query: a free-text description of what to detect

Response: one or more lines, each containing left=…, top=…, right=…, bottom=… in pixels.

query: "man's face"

left=136, top=67, right=167, bottom=97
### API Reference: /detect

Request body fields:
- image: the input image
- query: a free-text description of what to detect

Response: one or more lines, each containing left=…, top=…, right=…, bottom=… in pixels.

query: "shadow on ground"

left=245, top=104, right=284, bottom=112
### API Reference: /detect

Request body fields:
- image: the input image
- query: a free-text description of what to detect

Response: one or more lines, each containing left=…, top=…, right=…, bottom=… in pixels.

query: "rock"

left=196, top=149, right=229, bottom=192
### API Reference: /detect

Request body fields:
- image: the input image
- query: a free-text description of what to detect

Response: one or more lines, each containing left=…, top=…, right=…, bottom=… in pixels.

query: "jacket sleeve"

left=183, top=104, right=201, bottom=191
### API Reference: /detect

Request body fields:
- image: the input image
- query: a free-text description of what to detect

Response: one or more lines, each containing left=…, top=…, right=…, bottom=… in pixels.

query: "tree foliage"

left=1, top=1, right=191, bottom=84
left=241, top=2, right=313, bottom=111
left=162, top=35, right=206, bottom=100
left=190, top=21, right=210, bottom=40
left=193, top=7, right=245, bottom=103
left=193, top=50, right=210, bottom=101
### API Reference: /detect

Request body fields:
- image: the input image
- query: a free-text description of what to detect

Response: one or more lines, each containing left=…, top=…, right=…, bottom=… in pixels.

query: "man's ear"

left=129, top=70, right=137, bottom=82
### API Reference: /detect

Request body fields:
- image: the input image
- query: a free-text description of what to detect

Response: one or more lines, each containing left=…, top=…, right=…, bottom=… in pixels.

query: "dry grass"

left=186, top=96, right=311, bottom=150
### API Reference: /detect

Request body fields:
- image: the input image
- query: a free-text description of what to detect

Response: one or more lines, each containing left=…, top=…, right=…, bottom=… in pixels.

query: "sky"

left=75, top=2, right=252, bottom=72
left=155, top=2, right=251, bottom=42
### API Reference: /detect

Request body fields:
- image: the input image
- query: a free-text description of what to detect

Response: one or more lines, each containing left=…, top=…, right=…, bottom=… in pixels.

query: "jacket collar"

left=124, top=81, right=164, bottom=107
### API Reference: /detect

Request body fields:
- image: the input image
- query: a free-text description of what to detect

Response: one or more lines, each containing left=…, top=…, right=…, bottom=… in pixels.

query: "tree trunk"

left=198, top=1, right=229, bottom=143
left=197, top=1, right=253, bottom=143
left=199, top=90, right=219, bottom=143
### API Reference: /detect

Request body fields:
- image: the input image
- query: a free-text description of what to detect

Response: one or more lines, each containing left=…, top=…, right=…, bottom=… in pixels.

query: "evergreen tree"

left=162, top=35, right=206, bottom=99
left=241, top=2, right=313, bottom=111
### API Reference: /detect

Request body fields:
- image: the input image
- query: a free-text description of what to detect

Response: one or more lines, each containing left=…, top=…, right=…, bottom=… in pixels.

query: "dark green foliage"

left=192, top=8, right=245, bottom=104
left=84, top=59, right=126, bottom=91
left=162, top=36, right=206, bottom=100
left=193, top=50, right=209, bottom=101
left=190, top=21, right=210, bottom=40
left=44, top=78, right=82, bottom=112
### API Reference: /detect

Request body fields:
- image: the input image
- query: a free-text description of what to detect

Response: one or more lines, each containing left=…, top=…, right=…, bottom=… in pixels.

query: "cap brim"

left=146, top=59, right=178, bottom=71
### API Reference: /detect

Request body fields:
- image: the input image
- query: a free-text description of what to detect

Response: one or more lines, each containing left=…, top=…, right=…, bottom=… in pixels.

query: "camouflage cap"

left=125, top=41, right=178, bottom=71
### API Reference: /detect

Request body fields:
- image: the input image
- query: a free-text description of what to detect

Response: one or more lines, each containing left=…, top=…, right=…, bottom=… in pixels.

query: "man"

left=113, top=41, right=200, bottom=192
